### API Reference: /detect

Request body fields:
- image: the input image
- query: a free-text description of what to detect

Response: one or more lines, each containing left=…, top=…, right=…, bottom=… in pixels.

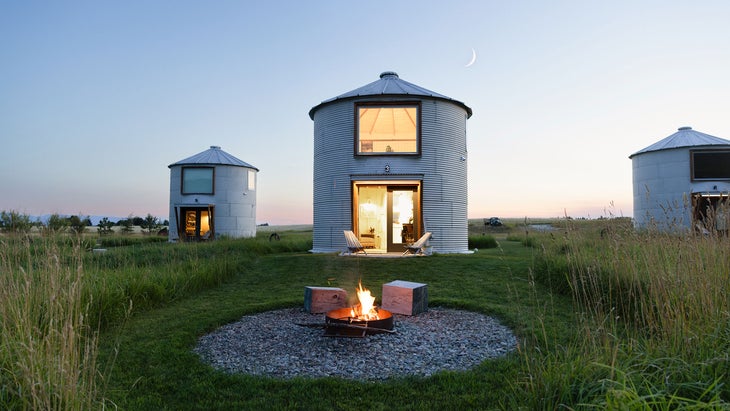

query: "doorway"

left=353, top=182, right=420, bottom=252
left=178, top=206, right=214, bottom=241
left=692, top=193, right=729, bottom=234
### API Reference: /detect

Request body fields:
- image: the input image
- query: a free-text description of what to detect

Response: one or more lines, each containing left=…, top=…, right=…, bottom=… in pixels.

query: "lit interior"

left=200, top=211, right=210, bottom=235
left=355, top=184, right=417, bottom=251
left=358, top=106, right=417, bottom=153
left=184, top=209, right=211, bottom=239
left=357, top=186, right=387, bottom=250
left=391, top=190, right=414, bottom=245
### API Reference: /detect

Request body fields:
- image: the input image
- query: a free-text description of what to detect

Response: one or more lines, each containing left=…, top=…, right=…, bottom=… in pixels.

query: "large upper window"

left=356, top=103, right=420, bottom=155
left=691, top=150, right=730, bottom=180
left=182, top=167, right=214, bottom=194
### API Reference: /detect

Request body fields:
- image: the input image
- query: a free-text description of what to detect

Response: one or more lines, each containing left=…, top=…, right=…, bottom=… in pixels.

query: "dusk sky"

left=3, top=1, right=730, bottom=225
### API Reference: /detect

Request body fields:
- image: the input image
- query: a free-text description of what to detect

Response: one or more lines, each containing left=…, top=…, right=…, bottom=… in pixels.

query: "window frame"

left=247, top=169, right=256, bottom=191
left=354, top=101, right=421, bottom=156
left=181, top=166, right=215, bottom=194
left=690, top=149, right=730, bottom=181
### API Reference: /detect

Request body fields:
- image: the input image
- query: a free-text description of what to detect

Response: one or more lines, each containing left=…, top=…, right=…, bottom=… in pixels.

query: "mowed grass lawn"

left=99, top=233, right=570, bottom=410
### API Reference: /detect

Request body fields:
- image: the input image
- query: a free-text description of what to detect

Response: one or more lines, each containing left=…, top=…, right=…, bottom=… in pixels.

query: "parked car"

left=488, top=217, right=503, bottom=227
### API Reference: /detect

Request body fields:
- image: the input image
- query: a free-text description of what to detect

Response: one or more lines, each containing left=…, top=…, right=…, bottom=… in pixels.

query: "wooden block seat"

left=304, top=286, right=348, bottom=313
left=381, top=280, right=428, bottom=316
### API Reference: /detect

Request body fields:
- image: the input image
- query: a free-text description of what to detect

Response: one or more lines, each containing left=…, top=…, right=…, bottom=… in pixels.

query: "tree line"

left=0, top=210, right=170, bottom=235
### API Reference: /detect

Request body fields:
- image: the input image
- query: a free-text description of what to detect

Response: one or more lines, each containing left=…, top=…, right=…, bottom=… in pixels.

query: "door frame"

left=692, top=192, right=729, bottom=234
left=175, top=204, right=215, bottom=241
left=386, top=187, right=419, bottom=252
left=352, top=180, right=421, bottom=252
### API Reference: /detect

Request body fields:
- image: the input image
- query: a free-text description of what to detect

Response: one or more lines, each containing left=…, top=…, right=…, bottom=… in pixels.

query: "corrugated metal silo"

left=630, top=127, right=730, bottom=232
left=309, top=72, right=472, bottom=253
left=168, top=146, right=259, bottom=241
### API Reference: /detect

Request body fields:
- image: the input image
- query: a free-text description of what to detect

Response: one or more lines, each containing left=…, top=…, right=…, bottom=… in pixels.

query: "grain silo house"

left=309, top=71, right=472, bottom=253
left=630, top=126, right=730, bottom=232
left=168, top=146, right=259, bottom=241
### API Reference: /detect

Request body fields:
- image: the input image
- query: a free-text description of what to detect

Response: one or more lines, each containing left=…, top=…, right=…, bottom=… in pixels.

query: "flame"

left=349, top=281, right=380, bottom=321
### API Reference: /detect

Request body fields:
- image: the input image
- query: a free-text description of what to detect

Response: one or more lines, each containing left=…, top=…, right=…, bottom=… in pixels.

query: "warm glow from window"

left=357, top=105, right=418, bottom=154
left=248, top=169, right=256, bottom=191
left=200, top=211, right=210, bottom=234
left=393, top=191, right=414, bottom=224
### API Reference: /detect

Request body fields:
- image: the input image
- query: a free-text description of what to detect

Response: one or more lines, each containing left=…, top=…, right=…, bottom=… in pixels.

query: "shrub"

left=468, top=235, right=497, bottom=249
left=46, top=213, right=71, bottom=233
left=0, top=210, right=33, bottom=233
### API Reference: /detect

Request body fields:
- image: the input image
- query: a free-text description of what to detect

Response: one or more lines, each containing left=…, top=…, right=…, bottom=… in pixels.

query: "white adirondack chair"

left=403, top=232, right=432, bottom=255
left=343, top=230, right=367, bottom=255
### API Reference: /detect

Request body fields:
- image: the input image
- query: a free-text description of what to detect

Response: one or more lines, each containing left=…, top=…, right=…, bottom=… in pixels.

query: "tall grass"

left=526, top=219, right=730, bottom=408
left=0, top=232, right=313, bottom=409
left=0, top=236, right=106, bottom=410
left=84, top=235, right=313, bottom=328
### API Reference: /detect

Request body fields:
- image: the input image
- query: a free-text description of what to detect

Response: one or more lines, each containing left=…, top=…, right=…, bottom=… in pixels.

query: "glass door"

left=356, top=185, right=387, bottom=251
left=354, top=182, right=420, bottom=252
left=388, top=188, right=416, bottom=252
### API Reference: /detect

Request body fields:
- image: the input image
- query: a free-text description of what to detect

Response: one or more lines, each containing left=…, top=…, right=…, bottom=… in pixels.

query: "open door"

left=178, top=206, right=214, bottom=241
left=353, top=182, right=421, bottom=252
left=693, top=193, right=729, bottom=234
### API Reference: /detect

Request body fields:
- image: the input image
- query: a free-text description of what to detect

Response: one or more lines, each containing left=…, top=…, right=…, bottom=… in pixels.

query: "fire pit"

left=324, top=307, right=394, bottom=337
left=324, top=282, right=394, bottom=337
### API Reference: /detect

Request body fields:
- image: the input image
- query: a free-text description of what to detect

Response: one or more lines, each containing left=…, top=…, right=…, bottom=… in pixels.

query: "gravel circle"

left=194, top=307, right=518, bottom=381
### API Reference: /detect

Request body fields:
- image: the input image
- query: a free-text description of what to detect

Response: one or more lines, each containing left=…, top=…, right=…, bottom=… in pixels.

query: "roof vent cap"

left=380, top=71, right=399, bottom=79
left=210, top=145, right=221, bottom=149
left=678, top=126, right=692, bottom=131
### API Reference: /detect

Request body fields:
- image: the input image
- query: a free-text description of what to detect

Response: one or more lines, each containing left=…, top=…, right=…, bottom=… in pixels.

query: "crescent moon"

left=465, top=48, right=476, bottom=67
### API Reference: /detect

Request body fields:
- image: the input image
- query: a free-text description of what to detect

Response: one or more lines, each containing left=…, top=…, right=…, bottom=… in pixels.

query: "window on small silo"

left=182, top=167, right=214, bottom=194
left=247, top=169, right=255, bottom=191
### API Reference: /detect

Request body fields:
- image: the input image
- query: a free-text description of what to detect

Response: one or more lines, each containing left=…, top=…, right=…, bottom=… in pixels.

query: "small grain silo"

left=630, top=126, right=730, bottom=232
left=309, top=71, right=472, bottom=253
left=168, top=146, right=258, bottom=241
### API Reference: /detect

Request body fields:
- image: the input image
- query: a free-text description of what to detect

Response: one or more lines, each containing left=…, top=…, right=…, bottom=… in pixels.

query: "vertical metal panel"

left=168, top=167, right=182, bottom=241
left=632, top=149, right=693, bottom=231
left=312, top=103, right=355, bottom=251
left=419, top=100, right=468, bottom=253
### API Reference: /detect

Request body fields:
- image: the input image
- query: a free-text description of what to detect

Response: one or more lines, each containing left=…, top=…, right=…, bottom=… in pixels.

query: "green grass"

left=99, top=239, right=561, bottom=410
left=3, top=221, right=729, bottom=409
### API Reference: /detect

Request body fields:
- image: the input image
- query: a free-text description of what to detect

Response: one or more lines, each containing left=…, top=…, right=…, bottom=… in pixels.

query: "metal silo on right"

left=630, top=126, right=730, bottom=232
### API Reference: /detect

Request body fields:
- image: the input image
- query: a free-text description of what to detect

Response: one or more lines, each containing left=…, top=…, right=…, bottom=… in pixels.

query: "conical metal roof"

left=629, top=127, right=730, bottom=158
left=169, top=146, right=258, bottom=170
left=309, top=71, right=472, bottom=119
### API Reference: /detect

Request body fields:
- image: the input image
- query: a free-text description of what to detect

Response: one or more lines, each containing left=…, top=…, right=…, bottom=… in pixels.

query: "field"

left=1, top=219, right=728, bottom=410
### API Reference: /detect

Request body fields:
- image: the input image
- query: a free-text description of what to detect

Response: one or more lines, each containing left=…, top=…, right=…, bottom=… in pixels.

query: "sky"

left=2, top=1, right=730, bottom=225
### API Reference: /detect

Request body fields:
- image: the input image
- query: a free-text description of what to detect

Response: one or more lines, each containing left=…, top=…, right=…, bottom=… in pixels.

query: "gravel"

left=194, top=307, right=518, bottom=381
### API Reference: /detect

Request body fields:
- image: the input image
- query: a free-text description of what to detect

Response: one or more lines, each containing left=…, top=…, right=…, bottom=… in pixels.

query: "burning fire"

left=350, top=282, right=380, bottom=321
